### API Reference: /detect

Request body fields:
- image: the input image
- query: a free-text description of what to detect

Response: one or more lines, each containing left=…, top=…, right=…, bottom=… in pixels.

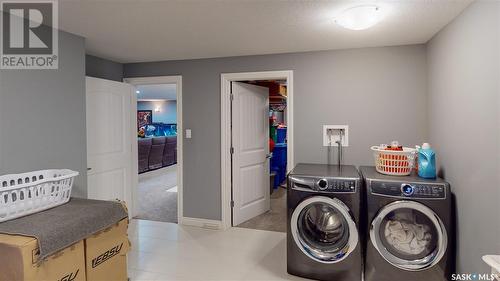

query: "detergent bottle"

left=418, top=143, right=437, bottom=178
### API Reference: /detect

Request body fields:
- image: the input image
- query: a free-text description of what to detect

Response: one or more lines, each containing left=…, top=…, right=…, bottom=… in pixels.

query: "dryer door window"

left=370, top=201, right=448, bottom=271
left=291, top=196, right=359, bottom=264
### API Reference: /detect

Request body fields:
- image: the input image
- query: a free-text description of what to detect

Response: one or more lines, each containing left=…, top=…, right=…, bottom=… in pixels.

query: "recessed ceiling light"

left=335, top=5, right=383, bottom=31
left=136, top=90, right=141, bottom=94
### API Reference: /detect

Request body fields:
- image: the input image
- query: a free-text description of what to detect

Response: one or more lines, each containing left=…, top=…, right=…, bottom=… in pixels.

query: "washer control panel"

left=289, top=176, right=357, bottom=193
left=316, top=178, right=356, bottom=193
left=371, top=181, right=446, bottom=199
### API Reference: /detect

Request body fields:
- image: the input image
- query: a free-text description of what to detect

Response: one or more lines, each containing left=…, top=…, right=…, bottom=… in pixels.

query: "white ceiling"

left=136, top=84, right=176, bottom=100
left=59, top=0, right=473, bottom=63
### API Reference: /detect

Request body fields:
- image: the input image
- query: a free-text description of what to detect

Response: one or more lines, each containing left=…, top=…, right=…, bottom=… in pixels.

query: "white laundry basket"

left=0, top=169, right=79, bottom=222
left=371, top=146, right=417, bottom=176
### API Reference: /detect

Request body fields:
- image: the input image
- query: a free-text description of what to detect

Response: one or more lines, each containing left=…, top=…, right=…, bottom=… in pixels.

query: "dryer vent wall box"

left=323, top=125, right=349, bottom=147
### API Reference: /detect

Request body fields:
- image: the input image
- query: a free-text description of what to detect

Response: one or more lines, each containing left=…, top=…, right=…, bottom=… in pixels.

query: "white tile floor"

left=127, top=219, right=308, bottom=281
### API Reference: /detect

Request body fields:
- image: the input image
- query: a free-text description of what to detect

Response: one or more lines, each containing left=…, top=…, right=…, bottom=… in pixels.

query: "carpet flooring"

left=135, top=165, right=178, bottom=223
left=236, top=186, right=287, bottom=233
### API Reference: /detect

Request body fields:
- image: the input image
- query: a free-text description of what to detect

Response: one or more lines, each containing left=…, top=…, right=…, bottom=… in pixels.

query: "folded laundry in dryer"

left=384, top=215, right=432, bottom=255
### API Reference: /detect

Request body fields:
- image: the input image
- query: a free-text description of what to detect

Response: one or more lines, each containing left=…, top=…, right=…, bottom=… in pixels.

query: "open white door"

left=232, top=82, right=270, bottom=225
left=86, top=76, right=134, bottom=217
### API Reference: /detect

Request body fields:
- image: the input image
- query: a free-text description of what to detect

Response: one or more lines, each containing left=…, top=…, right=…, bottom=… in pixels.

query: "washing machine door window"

left=291, top=196, right=359, bottom=264
left=370, top=201, right=448, bottom=271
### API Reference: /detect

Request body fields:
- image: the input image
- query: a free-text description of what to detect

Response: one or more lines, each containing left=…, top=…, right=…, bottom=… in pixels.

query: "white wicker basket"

left=0, top=169, right=79, bottom=222
left=371, top=146, right=417, bottom=176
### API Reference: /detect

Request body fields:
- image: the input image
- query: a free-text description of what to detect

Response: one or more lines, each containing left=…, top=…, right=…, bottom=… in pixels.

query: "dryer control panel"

left=371, top=181, right=446, bottom=199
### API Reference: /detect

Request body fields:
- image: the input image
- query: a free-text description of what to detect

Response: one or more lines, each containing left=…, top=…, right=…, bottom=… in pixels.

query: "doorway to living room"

left=125, top=76, right=183, bottom=224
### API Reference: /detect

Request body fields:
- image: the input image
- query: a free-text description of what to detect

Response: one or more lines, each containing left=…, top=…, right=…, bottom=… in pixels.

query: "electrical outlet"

left=323, top=125, right=349, bottom=147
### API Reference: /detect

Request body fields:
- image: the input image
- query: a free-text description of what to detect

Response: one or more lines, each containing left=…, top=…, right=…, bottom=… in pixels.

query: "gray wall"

left=124, top=45, right=428, bottom=220
left=0, top=31, right=88, bottom=197
left=427, top=1, right=500, bottom=274
left=85, top=54, right=123, bottom=82
left=138, top=100, right=177, bottom=124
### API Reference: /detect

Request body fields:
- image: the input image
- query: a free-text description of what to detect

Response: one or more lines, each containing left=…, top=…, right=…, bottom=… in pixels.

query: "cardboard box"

left=0, top=235, right=86, bottom=281
left=84, top=219, right=130, bottom=281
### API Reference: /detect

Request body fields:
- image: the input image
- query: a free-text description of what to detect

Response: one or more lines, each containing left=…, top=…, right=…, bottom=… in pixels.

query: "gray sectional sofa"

left=138, top=136, right=177, bottom=173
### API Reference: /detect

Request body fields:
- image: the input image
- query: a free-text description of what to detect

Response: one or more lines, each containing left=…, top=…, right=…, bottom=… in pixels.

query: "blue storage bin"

left=270, top=166, right=281, bottom=189
left=270, top=143, right=287, bottom=187
left=277, top=166, right=287, bottom=185
left=277, top=128, right=287, bottom=143
left=271, top=143, right=287, bottom=169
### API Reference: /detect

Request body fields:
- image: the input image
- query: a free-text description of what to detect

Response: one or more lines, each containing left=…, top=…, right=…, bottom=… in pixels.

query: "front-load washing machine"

left=287, top=164, right=363, bottom=281
left=360, top=166, right=453, bottom=281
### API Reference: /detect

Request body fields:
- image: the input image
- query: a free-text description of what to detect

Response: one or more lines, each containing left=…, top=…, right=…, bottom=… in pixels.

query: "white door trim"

left=123, top=76, right=184, bottom=223
left=220, top=70, right=294, bottom=230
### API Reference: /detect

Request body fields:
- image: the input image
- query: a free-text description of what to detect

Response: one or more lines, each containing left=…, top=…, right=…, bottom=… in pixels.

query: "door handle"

left=266, top=153, right=272, bottom=159
left=87, top=167, right=92, bottom=171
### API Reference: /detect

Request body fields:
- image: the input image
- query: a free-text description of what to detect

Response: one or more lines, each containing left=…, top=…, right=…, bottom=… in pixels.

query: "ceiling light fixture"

left=335, top=5, right=382, bottom=31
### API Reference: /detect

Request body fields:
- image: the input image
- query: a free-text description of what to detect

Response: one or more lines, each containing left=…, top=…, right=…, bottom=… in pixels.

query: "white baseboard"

left=179, top=216, right=223, bottom=230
